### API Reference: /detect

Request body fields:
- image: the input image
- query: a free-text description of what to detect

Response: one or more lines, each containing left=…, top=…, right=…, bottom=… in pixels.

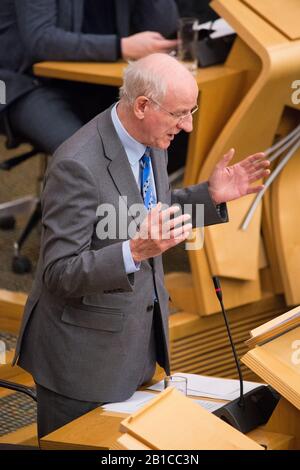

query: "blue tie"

left=140, top=147, right=157, bottom=210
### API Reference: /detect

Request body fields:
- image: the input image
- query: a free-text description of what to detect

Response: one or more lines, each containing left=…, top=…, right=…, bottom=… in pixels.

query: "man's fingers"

left=218, top=148, right=235, bottom=168
left=160, top=205, right=182, bottom=222
left=155, top=38, right=179, bottom=46
left=164, top=213, right=191, bottom=232
left=247, top=185, right=265, bottom=195
left=248, top=168, right=270, bottom=183
left=170, top=223, right=192, bottom=239
left=253, top=160, right=270, bottom=170
left=241, top=152, right=266, bottom=168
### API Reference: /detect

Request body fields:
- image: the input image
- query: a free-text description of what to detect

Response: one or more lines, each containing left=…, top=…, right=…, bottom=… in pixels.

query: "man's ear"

left=134, top=96, right=148, bottom=120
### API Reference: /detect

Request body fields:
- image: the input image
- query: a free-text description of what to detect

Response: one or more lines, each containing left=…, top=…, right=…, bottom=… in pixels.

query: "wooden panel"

left=0, top=289, right=27, bottom=333
left=40, top=409, right=125, bottom=450
left=206, top=195, right=262, bottom=280
left=247, top=429, right=294, bottom=450
left=243, top=0, right=300, bottom=40
left=0, top=424, right=38, bottom=447
left=169, top=295, right=287, bottom=381
left=263, top=398, right=300, bottom=449
left=120, top=388, right=262, bottom=450
left=272, top=147, right=300, bottom=304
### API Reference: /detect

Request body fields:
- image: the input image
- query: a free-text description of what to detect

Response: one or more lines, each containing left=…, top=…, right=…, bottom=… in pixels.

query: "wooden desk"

left=34, top=61, right=125, bottom=87
left=40, top=407, right=127, bottom=450
left=40, top=394, right=294, bottom=450
left=33, top=60, right=239, bottom=89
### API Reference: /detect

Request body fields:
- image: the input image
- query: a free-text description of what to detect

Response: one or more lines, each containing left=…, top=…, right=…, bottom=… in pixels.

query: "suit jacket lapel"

left=151, top=148, right=168, bottom=205
left=97, top=109, right=145, bottom=222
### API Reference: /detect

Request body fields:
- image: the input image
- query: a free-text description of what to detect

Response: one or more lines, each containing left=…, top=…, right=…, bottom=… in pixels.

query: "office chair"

left=0, top=113, right=47, bottom=274
left=0, top=378, right=38, bottom=449
left=0, top=378, right=36, bottom=402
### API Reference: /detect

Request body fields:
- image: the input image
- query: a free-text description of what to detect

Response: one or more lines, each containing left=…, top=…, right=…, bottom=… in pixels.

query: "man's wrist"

left=129, top=239, right=141, bottom=264
left=123, top=240, right=140, bottom=273
left=207, top=182, right=218, bottom=205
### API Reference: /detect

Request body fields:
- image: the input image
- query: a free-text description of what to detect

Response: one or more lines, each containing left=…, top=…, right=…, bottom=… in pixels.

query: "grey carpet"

left=0, top=136, right=39, bottom=292
left=0, top=393, right=37, bottom=437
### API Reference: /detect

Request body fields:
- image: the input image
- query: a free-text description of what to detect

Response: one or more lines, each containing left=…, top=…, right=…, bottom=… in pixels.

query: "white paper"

left=147, top=373, right=264, bottom=400
left=102, top=391, right=156, bottom=414
left=195, top=18, right=235, bottom=39
left=194, top=399, right=224, bottom=413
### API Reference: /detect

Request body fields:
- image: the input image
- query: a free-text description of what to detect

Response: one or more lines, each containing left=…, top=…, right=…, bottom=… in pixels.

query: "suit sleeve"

left=41, top=159, right=134, bottom=298
left=14, top=0, right=120, bottom=61
left=171, top=182, right=228, bottom=228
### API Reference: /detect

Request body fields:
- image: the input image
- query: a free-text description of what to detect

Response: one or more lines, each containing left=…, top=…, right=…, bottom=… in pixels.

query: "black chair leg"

left=12, top=201, right=41, bottom=274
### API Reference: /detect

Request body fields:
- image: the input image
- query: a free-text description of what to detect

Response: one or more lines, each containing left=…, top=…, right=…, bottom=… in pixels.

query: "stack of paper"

left=147, top=373, right=263, bottom=400
left=102, top=391, right=156, bottom=414
left=101, top=389, right=224, bottom=415
left=195, top=399, right=224, bottom=413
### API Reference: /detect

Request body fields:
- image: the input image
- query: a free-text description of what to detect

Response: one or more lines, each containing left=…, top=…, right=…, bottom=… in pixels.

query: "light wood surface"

left=0, top=289, right=27, bottom=333
left=243, top=0, right=300, bottom=40
left=0, top=424, right=38, bottom=447
left=201, top=0, right=296, bottom=282
left=169, top=293, right=287, bottom=381
left=39, top=383, right=293, bottom=450
left=34, top=61, right=126, bottom=87
left=272, top=147, right=300, bottom=304
left=119, top=388, right=262, bottom=450
left=243, top=318, right=300, bottom=450
left=39, top=406, right=133, bottom=450
left=243, top=328, right=300, bottom=411
left=263, top=397, right=300, bottom=450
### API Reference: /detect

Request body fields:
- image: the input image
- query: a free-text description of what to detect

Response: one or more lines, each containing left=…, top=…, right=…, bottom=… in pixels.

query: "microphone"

left=211, top=276, right=280, bottom=433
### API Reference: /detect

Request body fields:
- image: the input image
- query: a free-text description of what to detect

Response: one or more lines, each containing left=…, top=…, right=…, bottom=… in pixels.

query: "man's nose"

left=177, top=115, right=193, bottom=133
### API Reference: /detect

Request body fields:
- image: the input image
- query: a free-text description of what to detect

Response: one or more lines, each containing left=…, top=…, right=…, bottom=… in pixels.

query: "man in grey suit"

left=0, top=0, right=178, bottom=153
left=14, top=53, right=270, bottom=438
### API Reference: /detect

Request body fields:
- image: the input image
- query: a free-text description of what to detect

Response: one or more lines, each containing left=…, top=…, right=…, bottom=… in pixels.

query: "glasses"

left=147, top=97, right=198, bottom=123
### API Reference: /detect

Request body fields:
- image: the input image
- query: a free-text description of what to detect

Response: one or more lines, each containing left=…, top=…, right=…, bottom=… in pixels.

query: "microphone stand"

left=211, top=276, right=280, bottom=433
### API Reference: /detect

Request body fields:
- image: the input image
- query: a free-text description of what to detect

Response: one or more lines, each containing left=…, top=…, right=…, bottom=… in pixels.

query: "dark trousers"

left=8, top=80, right=119, bottom=155
left=35, top=382, right=102, bottom=439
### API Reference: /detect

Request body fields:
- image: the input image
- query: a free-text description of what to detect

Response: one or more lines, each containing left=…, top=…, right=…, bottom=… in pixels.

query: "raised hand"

left=208, top=149, right=271, bottom=205
left=130, top=203, right=192, bottom=262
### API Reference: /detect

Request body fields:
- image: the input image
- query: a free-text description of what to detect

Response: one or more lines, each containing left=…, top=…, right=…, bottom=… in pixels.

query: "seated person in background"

left=14, top=53, right=270, bottom=439
left=175, top=0, right=219, bottom=23
left=0, top=0, right=178, bottom=155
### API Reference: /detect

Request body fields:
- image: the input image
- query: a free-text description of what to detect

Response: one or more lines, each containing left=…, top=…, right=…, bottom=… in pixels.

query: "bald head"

left=119, top=53, right=197, bottom=105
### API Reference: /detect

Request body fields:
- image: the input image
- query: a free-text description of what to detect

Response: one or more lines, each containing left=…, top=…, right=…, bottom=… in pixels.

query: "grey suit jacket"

left=0, top=0, right=178, bottom=111
left=15, top=107, right=228, bottom=403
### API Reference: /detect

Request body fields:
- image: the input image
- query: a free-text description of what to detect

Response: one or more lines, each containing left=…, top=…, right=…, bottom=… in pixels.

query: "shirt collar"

left=111, top=103, right=146, bottom=166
